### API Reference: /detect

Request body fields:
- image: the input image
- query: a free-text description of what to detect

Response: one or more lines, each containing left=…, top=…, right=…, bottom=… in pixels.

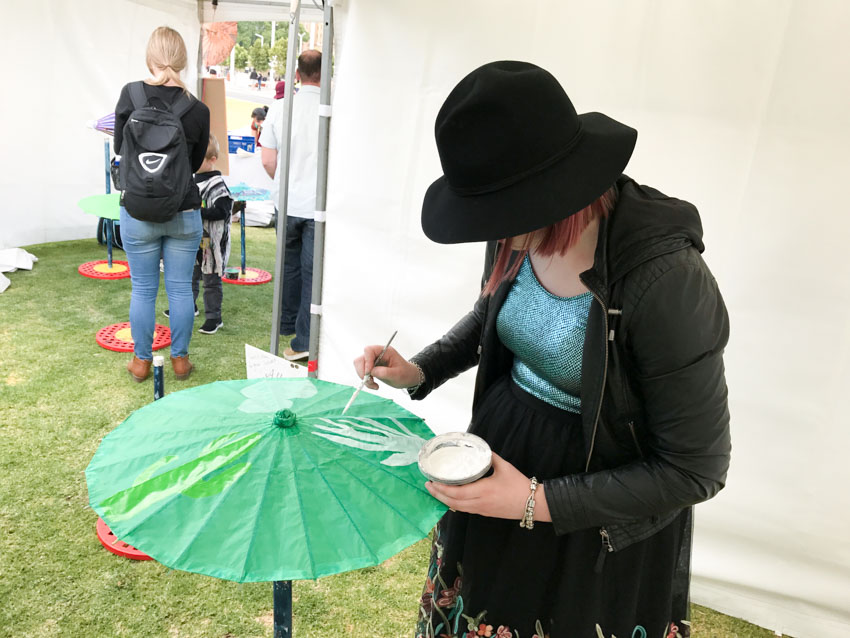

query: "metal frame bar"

left=269, top=2, right=302, bottom=356
left=305, top=0, right=333, bottom=378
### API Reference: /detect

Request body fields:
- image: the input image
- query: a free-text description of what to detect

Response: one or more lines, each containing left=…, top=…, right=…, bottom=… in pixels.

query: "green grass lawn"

left=0, top=229, right=785, bottom=637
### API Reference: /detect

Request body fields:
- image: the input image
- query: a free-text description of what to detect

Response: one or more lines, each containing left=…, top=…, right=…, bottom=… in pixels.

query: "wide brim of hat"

left=421, top=112, right=637, bottom=244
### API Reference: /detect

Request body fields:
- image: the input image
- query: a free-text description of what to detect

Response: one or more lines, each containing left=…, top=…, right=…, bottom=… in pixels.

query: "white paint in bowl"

left=418, top=432, right=492, bottom=485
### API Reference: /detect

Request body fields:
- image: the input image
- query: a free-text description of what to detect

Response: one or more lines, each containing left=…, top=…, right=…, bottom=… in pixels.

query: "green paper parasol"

left=78, top=193, right=121, bottom=220
left=85, top=378, right=446, bottom=583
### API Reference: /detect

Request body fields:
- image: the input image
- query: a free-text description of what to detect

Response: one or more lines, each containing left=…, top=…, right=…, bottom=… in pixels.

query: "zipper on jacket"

left=606, top=305, right=643, bottom=458
left=584, top=288, right=609, bottom=472
left=608, top=305, right=641, bottom=453
left=594, top=527, right=614, bottom=573
left=607, top=307, right=622, bottom=343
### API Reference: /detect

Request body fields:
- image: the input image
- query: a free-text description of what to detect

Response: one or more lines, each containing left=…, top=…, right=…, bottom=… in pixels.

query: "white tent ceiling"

left=197, top=0, right=325, bottom=22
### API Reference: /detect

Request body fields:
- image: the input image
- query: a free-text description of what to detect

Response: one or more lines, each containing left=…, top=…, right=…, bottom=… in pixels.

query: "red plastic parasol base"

left=79, top=260, right=130, bottom=280
left=222, top=267, right=272, bottom=285
left=96, top=322, right=171, bottom=352
left=96, top=518, right=152, bottom=561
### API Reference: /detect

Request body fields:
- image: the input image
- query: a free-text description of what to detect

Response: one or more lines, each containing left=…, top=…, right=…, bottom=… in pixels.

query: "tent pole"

left=270, top=2, right=303, bottom=355
left=306, top=0, right=334, bottom=379
left=196, top=0, right=205, bottom=96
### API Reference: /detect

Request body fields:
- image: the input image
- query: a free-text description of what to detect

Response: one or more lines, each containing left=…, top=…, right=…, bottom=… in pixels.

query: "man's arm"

left=259, top=104, right=280, bottom=179
left=261, top=147, right=277, bottom=180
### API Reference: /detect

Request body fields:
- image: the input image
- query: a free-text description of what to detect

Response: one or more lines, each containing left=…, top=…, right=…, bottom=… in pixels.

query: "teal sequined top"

left=496, top=256, right=592, bottom=413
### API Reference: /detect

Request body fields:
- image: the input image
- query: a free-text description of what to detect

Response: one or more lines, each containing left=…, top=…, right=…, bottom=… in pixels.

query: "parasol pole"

left=305, top=0, right=334, bottom=379
left=273, top=580, right=293, bottom=637
left=240, top=201, right=247, bottom=275
left=103, top=139, right=114, bottom=268
left=269, top=0, right=302, bottom=356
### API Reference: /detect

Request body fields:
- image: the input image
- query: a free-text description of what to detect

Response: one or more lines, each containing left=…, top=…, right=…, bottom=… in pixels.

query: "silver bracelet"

left=406, top=361, right=426, bottom=394
left=519, top=477, right=538, bottom=530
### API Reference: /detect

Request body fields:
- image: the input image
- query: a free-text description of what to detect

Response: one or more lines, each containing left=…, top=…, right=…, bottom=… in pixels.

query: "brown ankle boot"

left=127, top=356, right=152, bottom=382
left=171, top=355, right=194, bottom=380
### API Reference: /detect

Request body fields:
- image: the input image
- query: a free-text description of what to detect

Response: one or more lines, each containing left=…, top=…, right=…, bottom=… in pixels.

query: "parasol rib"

left=93, top=431, right=265, bottom=568
left=333, top=456, right=439, bottom=538
left=235, top=433, right=292, bottom=582
left=311, top=430, right=430, bottom=492
left=292, top=431, right=382, bottom=567
left=285, top=426, right=318, bottom=578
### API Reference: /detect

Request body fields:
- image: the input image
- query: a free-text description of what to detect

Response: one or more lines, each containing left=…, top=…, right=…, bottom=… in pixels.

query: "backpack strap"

left=128, top=81, right=149, bottom=110
left=169, top=92, right=196, bottom=119
left=128, top=81, right=195, bottom=118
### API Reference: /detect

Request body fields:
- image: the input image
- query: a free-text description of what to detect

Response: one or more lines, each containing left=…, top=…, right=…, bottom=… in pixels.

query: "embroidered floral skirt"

left=415, top=376, right=691, bottom=638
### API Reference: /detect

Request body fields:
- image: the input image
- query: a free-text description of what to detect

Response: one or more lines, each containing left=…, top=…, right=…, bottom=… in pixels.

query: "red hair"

left=482, top=186, right=618, bottom=296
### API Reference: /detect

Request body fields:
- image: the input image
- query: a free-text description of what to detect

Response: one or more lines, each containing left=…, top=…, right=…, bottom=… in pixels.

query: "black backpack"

left=119, top=82, right=196, bottom=222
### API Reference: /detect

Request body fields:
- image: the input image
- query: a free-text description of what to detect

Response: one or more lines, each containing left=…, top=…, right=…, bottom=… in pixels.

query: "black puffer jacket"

left=409, top=175, right=731, bottom=553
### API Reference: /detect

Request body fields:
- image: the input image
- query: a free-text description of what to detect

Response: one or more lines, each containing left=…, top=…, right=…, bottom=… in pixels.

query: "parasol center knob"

left=273, top=409, right=297, bottom=429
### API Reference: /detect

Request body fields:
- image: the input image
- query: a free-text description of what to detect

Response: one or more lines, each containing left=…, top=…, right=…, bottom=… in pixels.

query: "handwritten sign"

left=245, top=344, right=307, bottom=379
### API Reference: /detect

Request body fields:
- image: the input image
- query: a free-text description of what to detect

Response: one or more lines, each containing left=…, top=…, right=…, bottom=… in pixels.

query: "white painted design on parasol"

left=237, top=378, right=319, bottom=413
left=312, top=417, right=426, bottom=466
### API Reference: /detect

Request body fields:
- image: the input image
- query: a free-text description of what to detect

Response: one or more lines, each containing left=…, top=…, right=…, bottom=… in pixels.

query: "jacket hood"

left=604, top=176, right=705, bottom=284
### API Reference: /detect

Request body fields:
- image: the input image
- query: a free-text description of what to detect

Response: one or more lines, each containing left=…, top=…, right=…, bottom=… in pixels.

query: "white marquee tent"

left=2, top=1, right=849, bottom=636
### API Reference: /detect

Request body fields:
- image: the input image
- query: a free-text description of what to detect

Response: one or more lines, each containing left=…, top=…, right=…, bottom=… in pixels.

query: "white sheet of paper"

left=0, top=248, right=38, bottom=273
left=245, top=344, right=307, bottom=379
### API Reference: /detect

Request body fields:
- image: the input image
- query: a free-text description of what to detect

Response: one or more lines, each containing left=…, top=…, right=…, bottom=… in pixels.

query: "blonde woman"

left=115, top=26, right=210, bottom=382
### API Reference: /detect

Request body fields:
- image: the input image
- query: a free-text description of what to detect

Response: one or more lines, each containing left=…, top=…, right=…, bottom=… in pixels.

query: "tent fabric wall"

left=0, top=0, right=199, bottom=250
left=316, top=1, right=850, bottom=636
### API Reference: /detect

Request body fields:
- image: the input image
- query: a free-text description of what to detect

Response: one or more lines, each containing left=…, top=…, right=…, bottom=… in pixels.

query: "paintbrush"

left=342, top=330, right=398, bottom=415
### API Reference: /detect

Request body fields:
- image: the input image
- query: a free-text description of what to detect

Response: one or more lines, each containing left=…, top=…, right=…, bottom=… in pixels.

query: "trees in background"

left=270, top=37, right=288, bottom=77
left=234, top=21, right=310, bottom=77
left=248, top=40, right=270, bottom=72
left=237, top=21, right=290, bottom=50
left=233, top=44, right=249, bottom=70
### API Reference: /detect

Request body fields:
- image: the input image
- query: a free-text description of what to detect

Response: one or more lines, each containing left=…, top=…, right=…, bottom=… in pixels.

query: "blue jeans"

left=279, top=216, right=314, bottom=352
left=120, top=208, right=202, bottom=359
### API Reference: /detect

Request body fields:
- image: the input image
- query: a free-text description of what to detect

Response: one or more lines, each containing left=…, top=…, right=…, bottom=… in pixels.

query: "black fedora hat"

left=421, top=61, right=637, bottom=244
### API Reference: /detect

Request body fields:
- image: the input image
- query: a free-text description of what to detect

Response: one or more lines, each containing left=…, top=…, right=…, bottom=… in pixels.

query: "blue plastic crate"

left=228, top=135, right=256, bottom=153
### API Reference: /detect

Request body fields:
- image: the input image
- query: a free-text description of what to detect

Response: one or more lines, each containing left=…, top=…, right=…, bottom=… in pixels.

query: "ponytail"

left=145, top=27, right=188, bottom=92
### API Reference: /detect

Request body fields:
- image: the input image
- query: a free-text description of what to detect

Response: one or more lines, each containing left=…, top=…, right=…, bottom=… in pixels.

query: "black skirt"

left=416, top=376, right=691, bottom=638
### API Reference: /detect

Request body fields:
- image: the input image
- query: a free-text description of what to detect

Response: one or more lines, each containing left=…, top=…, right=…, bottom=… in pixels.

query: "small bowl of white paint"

left=418, top=432, right=492, bottom=485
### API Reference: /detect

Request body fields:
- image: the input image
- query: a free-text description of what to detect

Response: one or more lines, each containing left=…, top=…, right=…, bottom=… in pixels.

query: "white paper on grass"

left=0, top=272, right=9, bottom=293
left=245, top=344, right=307, bottom=379
left=0, top=249, right=38, bottom=273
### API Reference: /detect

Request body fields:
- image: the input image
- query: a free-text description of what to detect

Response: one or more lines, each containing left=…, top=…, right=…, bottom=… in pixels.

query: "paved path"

left=226, top=83, right=274, bottom=105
